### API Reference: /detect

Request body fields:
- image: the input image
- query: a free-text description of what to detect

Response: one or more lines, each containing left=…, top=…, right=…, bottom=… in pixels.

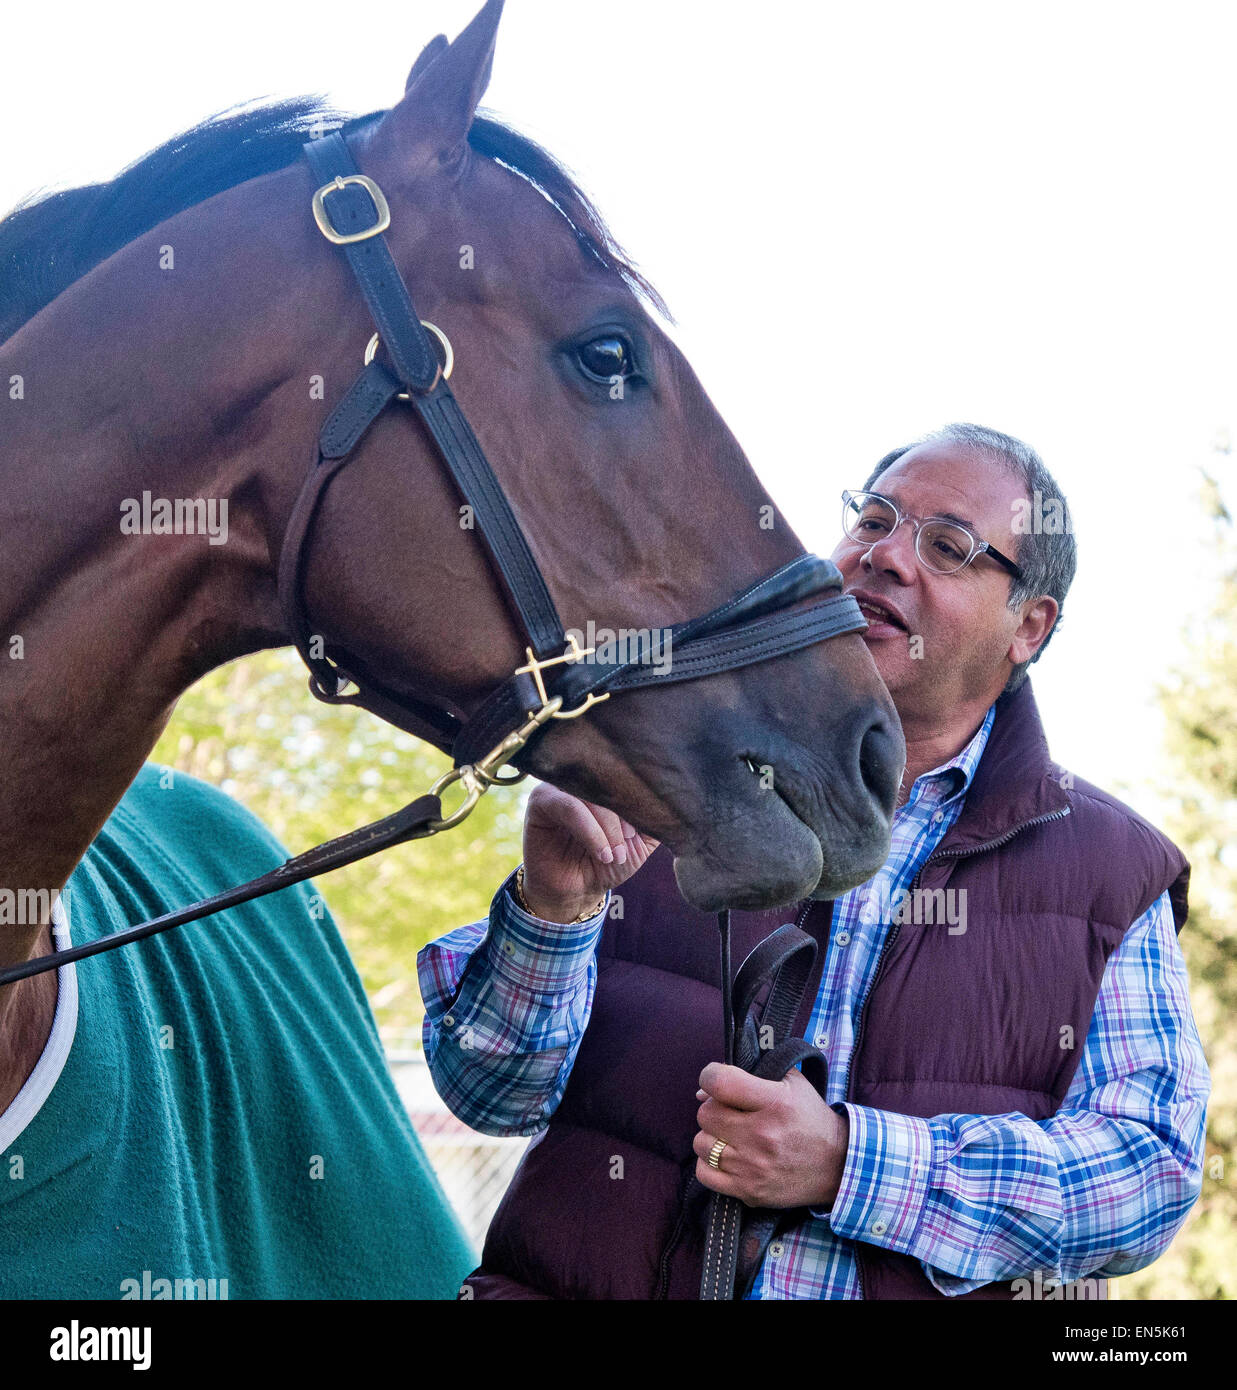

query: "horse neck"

left=0, top=162, right=329, bottom=938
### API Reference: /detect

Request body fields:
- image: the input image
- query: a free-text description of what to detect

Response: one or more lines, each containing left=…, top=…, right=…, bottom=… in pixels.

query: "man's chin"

left=862, top=642, right=915, bottom=692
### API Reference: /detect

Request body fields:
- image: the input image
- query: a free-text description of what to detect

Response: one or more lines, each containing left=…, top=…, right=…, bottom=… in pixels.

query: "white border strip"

left=0, top=896, right=80, bottom=1153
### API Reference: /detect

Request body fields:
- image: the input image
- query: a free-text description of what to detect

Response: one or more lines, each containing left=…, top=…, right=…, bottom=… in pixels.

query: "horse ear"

left=378, top=0, right=504, bottom=171
left=405, top=34, right=449, bottom=92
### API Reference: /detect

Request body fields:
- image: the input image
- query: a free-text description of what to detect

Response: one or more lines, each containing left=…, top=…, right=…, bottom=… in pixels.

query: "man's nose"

left=861, top=521, right=918, bottom=581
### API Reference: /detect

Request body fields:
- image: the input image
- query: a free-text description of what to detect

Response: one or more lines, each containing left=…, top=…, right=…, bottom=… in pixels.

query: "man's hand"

left=693, top=1062, right=849, bottom=1209
left=520, top=784, right=659, bottom=924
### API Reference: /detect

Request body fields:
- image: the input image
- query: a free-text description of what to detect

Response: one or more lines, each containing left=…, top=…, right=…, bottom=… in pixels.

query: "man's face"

left=830, top=444, right=1043, bottom=717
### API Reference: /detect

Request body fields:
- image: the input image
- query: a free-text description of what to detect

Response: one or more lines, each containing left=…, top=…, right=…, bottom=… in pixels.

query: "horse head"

left=285, top=0, right=904, bottom=908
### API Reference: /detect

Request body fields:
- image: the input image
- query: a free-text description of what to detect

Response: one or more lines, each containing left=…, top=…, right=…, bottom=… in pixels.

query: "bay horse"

left=0, top=0, right=902, bottom=1090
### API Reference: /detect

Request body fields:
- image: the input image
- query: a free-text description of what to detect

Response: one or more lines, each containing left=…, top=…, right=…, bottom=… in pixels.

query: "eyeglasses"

left=841, top=490, right=1025, bottom=581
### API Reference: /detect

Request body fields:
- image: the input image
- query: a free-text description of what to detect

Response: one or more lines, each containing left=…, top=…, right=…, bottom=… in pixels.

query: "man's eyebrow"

left=879, top=490, right=978, bottom=532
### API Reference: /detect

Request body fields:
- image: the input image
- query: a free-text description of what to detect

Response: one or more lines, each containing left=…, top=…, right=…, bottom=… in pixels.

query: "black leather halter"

left=279, top=135, right=868, bottom=763
left=1, top=132, right=870, bottom=1300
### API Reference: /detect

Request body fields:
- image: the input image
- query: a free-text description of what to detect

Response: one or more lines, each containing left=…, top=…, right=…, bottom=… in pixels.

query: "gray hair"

left=862, top=423, right=1077, bottom=694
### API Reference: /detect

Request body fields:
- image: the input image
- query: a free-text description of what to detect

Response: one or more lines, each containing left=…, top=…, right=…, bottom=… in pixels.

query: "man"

left=420, top=424, right=1209, bottom=1300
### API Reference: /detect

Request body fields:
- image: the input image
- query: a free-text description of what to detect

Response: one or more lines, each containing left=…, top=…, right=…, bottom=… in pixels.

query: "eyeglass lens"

left=843, top=493, right=976, bottom=574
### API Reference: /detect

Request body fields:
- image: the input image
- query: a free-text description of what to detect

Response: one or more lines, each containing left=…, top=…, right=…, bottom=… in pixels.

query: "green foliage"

left=1119, top=466, right=1237, bottom=1300
left=151, top=649, right=526, bottom=1043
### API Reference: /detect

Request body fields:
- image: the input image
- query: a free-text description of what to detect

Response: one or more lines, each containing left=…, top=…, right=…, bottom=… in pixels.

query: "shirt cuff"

left=483, top=871, right=608, bottom=997
left=825, top=1103, right=933, bottom=1251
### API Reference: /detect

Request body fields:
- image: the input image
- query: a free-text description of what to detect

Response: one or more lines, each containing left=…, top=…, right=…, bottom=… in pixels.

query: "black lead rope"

left=700, top=910, right=744, bottom=1301
left=0, top=795, right=446, bottom=988
left=698, top=912, right=832, bottom=1300
left=719, top=911, right=735, bottom=1066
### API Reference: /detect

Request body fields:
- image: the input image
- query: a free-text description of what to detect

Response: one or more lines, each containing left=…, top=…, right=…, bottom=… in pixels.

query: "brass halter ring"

left=363, top=323, right=454, bottom=399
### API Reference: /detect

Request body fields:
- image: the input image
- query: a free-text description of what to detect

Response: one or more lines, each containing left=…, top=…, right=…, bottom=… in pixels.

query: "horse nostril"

left=858, top=718, right=902, bottom=812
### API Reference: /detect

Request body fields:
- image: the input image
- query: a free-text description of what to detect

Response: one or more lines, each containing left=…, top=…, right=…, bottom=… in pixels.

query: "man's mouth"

left=850, top=591, right=910, bottom=634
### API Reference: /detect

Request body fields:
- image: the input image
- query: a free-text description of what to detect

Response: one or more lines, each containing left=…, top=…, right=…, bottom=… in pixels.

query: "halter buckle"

left=552, top=690, right=611, bottom=720
left=311, top=174, right=392, bottom=245
left=514, top=636, right=610, bottom=718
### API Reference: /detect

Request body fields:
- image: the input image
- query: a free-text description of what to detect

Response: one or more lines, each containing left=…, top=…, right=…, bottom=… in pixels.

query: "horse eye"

left=576, top=335, right=637, bottom=382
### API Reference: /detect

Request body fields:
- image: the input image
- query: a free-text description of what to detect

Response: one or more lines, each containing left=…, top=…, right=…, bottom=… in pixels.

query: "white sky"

left=5, top=0, right=1234, bottom=822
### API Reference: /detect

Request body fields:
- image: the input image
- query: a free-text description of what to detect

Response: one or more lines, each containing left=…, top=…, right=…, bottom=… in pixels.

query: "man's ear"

left=1008, top=595, right=1058, bottom=667
left=369, top=0, right=504, bottom=175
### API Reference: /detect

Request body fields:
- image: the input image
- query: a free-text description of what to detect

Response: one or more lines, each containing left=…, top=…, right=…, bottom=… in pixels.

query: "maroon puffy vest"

left=464, top=681, right=1189, bottom=1299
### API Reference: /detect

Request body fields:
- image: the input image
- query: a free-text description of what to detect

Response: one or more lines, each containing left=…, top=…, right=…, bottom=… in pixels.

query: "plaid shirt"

left=419, top=703, right=1209, bottom=1298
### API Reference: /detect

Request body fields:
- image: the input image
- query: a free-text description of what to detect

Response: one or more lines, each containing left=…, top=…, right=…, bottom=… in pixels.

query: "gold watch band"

left=513, top=865, right=606, bottom=925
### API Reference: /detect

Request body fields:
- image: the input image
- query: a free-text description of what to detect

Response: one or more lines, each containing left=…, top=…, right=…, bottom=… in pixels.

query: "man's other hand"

left=693, top=1063, right=849, bottom=1209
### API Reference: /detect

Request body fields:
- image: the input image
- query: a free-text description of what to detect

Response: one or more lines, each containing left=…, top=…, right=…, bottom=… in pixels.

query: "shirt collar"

left=905, top=702, right=997, bottom=811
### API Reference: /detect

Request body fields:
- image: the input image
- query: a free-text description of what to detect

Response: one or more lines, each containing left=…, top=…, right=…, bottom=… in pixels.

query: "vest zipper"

left=841, top=802, right=1071, bottom=1299
left=915, top=805, right=1072, bottom=866
left=843, top=804, right=1071, bottom=1106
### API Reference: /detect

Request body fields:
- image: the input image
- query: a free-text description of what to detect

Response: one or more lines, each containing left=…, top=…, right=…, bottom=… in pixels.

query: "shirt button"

left=815, top=1034, right=829, bottom=1049
left=443, top=1015, right=455, bottom=1028
left=503, top=941, right=516, bottom=956
left=870, top=1219, right=888, bottom=1237
left=834, top=930, right=851, bottom=946
left=932, top=811, right=944, bottom=824
left=768, top=1242, right=785, bottom=1258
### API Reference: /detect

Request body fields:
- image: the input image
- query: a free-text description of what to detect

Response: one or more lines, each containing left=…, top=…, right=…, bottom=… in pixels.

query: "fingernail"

left=612, top=842, right=627, bottom=865
left=595, top=845, right=613, bottom=864
left=696, top=1089, right=707, bottom=1101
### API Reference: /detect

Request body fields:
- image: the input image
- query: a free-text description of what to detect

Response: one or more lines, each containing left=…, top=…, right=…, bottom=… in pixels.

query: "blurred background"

left=4, top=0, right=1233, bottom=1295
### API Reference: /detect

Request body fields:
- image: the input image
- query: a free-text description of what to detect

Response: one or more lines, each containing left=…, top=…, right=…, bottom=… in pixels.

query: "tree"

left=1122, top=465, right=1236, bottom=1299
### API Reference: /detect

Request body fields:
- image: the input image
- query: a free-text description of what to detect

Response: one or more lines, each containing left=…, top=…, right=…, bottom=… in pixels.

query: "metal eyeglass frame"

left=841, top=489, right=1025, bottom=581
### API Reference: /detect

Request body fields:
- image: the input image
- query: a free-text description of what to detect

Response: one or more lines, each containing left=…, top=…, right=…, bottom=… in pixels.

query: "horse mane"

left=0, top=97, right=668, bottom=343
